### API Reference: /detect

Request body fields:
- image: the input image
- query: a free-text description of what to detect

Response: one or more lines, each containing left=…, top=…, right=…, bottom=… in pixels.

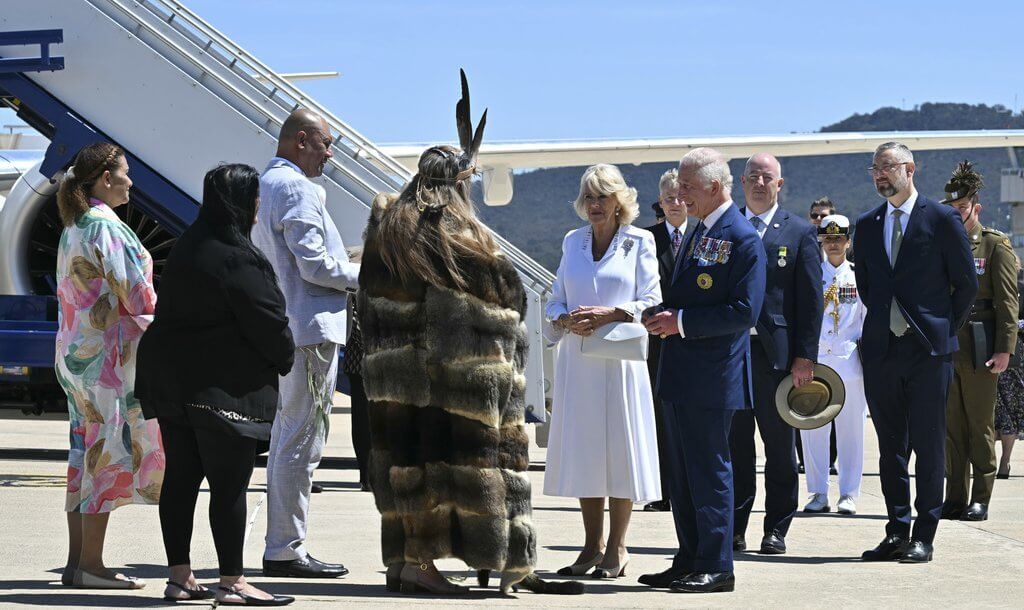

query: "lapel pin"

left=773, top=223, right=780, bottom=228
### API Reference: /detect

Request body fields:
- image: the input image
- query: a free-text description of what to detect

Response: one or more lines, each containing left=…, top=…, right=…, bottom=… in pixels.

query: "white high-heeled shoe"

left=556, top=551, right=604, bottom=576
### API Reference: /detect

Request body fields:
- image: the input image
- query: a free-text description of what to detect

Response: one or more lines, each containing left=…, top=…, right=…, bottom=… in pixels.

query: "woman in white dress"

left=544, top=164, right=662, bottom=579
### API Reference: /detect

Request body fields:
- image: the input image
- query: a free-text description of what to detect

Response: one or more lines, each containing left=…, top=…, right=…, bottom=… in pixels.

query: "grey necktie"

left=889, top=208, right=910, bottom=336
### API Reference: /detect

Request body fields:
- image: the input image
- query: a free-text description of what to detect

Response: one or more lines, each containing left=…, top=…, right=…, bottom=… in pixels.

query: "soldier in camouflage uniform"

left=941, top=161, right=1019, bottom=522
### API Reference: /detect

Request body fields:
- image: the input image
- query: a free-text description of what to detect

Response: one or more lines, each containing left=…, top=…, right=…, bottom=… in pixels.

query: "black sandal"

left=163, top=580, right=215, bottom=601
left=217, top=585, right=295, bottom=606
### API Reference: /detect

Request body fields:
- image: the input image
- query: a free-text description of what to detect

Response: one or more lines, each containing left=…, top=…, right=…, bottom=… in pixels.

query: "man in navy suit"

left=854, top=141, right=977, bottom=563
left=731, top=153, right=823, bottom=554
left=642, top=169, right=698, bottom=513
left=641, top=148, right=765, bottom=593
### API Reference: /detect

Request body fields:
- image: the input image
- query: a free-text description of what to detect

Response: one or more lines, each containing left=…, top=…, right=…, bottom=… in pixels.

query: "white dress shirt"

left=676, top=200, right=734, bottom=336
left=666, top=218, right=689, bottom=243
left=744, top=202, right=779, bottom=239
left=883, top=188, right=918, bottom=261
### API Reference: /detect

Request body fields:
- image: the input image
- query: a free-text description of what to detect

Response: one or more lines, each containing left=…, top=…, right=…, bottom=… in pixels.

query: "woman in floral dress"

left=54, top=143, right=162, bottom=589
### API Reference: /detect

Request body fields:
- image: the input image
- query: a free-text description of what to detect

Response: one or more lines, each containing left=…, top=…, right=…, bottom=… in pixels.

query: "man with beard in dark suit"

left=854, top=141, right=977, bottom=563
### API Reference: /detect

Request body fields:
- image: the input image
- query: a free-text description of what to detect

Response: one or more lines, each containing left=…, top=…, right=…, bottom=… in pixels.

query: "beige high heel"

left=557, top=551, right=604, bottom=576
left=591, top=553, right=630, bottom=579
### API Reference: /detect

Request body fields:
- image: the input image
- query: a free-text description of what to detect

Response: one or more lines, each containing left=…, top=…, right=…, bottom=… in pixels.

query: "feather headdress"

left=942, top=160, right=984, bottom=203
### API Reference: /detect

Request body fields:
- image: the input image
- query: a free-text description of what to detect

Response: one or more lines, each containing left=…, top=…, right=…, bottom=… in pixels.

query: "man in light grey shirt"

left=252, top=109, right=358, bottom=578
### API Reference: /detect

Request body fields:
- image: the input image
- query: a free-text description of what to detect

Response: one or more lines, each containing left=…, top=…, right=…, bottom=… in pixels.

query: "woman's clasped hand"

left=559, top=306, right=625, bottom=336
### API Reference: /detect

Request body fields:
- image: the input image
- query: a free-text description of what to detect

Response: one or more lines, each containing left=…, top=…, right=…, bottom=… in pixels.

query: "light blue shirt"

left=252, top=157, right=359, bottom=347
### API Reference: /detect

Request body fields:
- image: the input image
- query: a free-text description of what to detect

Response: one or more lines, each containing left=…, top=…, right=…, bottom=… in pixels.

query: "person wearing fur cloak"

left=358, top=72, right=581, bottom=596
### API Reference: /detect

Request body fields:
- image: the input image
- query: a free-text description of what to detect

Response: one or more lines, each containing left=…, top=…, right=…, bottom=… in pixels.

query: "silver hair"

left=875, top=141, right=914, bottom=163
left=680, top=147, right=733, bottom=194
left=658, top=168, right=679, bottom=196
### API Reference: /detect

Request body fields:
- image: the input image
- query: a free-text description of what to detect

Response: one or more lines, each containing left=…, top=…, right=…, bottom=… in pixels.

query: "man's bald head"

left=276, top=109, right=333, bottom=178
left=741, top=152, right=784, bottom=214
left=744, top=152, right=781, bottom=178
left=279, top=109, right=326, bottom=143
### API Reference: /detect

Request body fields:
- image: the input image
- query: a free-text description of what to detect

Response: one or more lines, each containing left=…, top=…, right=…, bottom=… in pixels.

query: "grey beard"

left=875, top=183, right=897, bottom=198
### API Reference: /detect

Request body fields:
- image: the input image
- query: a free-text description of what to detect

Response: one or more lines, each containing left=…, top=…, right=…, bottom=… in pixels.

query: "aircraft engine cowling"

left=0, top=161, right=175, bottom=297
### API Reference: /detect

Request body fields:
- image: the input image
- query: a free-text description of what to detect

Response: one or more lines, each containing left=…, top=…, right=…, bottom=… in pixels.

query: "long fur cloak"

left=357, top=193, right=537, bottom=588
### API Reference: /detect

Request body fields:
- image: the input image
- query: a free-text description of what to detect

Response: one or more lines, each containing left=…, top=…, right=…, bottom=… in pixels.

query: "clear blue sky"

left=7, top=1, right=1024, bottom=144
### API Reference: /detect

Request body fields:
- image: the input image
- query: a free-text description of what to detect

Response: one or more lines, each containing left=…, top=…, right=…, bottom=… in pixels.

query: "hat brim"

left=775, top=363, right=846, bottom=430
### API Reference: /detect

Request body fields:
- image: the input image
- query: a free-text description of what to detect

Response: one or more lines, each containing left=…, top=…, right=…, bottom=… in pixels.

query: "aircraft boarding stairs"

left=0, top=0, right=553, bottom=423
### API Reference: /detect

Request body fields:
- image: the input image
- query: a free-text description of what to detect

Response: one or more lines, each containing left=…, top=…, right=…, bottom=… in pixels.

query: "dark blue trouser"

left=863, top=332, right=952, bottom=544
left=731, top=340, right=798, bottom=538
left=662, top=400, right=735, bottom=573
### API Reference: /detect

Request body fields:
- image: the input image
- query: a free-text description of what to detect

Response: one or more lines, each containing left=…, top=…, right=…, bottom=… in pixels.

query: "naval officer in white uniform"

left=802, top=214, right=868, bottom=515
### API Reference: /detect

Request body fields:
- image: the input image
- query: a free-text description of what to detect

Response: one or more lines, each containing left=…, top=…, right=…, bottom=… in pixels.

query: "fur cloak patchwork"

left=358, top=194, right=536, bottom=587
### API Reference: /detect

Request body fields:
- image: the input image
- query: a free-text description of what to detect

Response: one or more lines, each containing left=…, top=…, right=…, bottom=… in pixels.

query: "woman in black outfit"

left=136, top=164, right=295, bottom=606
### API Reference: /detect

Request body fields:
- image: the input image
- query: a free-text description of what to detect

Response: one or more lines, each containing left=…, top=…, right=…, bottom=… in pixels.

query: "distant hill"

left=477, top=102, right=1020, bottom=271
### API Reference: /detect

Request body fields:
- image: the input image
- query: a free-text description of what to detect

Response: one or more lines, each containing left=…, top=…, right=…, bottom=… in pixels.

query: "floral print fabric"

left=55, top=199, right=163, bottom=513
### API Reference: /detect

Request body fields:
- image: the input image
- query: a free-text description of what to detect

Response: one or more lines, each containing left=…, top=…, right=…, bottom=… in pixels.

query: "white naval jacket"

left=819, top=259, right=866, bottom=359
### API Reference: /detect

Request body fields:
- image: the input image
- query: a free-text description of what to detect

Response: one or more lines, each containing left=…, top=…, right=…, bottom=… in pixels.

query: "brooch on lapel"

left=697, top=273, right=713, bottom=290
left=975, top=257, right=986, bottom=275
left=622, top=239, right=634, bottom=258
left=777, top=246, right=788, bottom=268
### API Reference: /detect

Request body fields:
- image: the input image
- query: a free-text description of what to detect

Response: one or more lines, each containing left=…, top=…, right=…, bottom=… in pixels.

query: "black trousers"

left=863, top=333, right=952, bottom=545
left=348, top=373, right=371, bottom=485
left=158, top=419, right=256, bottom=576
left=730, top=339, right=798, bottom=538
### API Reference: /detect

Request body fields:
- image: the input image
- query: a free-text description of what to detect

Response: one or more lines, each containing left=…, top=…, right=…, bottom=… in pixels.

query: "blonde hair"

left=573, top=164, right=639, bottom=225
left=56, top=143, right=124, bottom=227
left=658, top=168, right=679, bottom=197
left=373, top=146, right=499, bottom=291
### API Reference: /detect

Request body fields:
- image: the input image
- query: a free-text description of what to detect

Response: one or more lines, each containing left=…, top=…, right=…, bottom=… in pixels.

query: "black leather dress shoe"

left=643, top=500, right=671, bottom=512
left=311, top=483, right=323, bottom=494
left=898, top=540, right=933, bottom=563
left=962, top=502, right=988, bottom=521
left=732, top=535, right=746, bottom=552
left=940, top=502, right=965, bottom=520
left=861, top=535, right=907, bottom=561
left=670, top=572, right=735, bottom=593
left=638, top=567, right=689, bottom=588
left=829, top=464, right=838, bottom=475
left=263, top=555, right=349, bottom=578
left=759, top=532, right=786, bottom=555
